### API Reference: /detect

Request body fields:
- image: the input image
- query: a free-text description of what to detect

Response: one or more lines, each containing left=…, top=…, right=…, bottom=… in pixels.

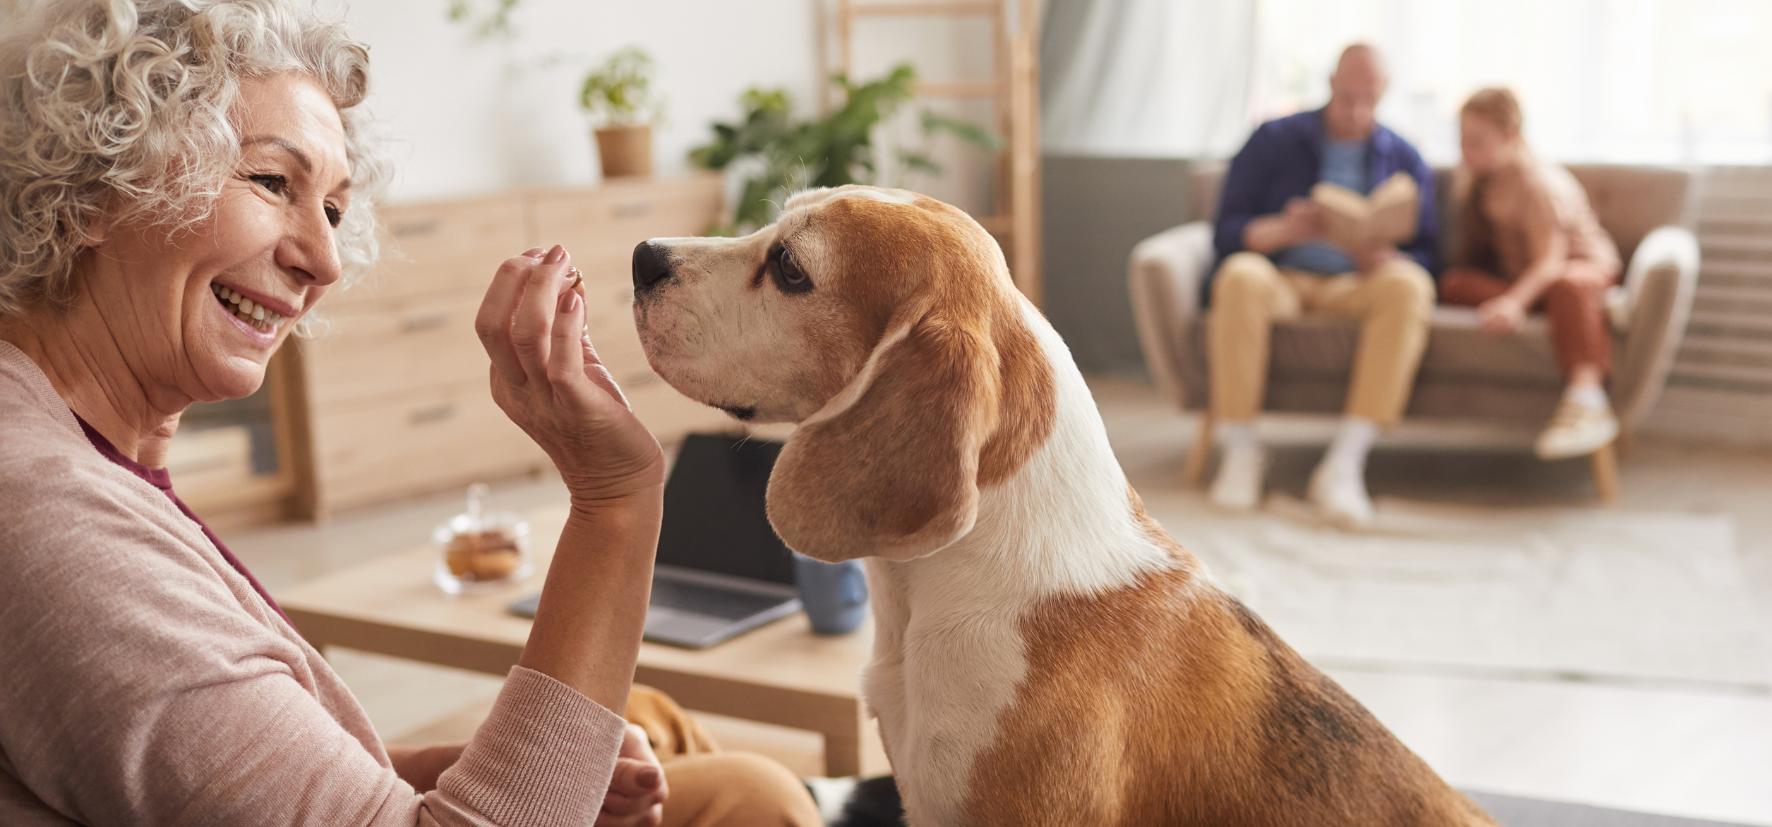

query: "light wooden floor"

left=223, top=379, right=1772, bottom=825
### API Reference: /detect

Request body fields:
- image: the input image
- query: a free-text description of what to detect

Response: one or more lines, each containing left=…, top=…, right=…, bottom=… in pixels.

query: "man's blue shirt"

left=1272, top=135, right=1368, bottom=274
left=1206, top=109, right=1439, bottom=306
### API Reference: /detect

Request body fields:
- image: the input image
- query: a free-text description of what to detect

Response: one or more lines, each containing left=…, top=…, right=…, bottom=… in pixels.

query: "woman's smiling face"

left=84, top=72, right=352, bottom=404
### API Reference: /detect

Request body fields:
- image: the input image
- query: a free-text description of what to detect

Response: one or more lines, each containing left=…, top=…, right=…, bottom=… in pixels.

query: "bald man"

left=1205, top=43, right=1439, bottom=527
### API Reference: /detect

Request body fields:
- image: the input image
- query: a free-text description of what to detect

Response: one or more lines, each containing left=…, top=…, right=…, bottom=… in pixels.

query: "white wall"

left=332, top=0, right=995, bottom=210
left=330, top=0, right=823, bottom=204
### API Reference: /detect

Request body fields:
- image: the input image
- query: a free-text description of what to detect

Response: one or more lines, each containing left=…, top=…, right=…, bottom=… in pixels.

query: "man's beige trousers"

left=1208, top=251, right=1434, bottom=427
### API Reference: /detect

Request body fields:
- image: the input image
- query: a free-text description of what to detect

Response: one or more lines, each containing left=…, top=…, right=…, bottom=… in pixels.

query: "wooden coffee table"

left=275, top=505, right=879, bottom=776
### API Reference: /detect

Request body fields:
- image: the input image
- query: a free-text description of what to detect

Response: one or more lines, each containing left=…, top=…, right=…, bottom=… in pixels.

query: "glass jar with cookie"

left=432, top=483, right=534, bottom=594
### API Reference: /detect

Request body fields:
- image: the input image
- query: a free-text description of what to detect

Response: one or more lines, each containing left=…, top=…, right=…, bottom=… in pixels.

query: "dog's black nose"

left=632, top=241, right=672, bottom=292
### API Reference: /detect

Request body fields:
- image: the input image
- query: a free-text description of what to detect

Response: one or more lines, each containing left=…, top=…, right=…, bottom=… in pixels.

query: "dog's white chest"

left=858, top=304, right=1180, bottom=825
left=861, top=556, right=1031, bottom=826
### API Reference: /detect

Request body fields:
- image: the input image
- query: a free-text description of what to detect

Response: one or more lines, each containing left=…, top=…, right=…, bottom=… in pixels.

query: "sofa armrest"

left=1129, top=222, right=1214, bottom=409
left=1611, top=225, right=1700, bottom=431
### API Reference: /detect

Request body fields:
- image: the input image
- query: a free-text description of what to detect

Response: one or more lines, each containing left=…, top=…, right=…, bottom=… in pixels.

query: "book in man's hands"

left=1311, top=171, right=1419, bottom=252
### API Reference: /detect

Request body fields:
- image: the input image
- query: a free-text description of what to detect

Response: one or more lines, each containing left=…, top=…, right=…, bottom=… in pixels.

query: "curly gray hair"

left=0, top=0, right=389, bottom=318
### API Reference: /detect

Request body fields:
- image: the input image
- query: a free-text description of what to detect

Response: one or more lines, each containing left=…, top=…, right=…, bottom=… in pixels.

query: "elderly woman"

left=1441, top=88, right=1624, bottom=460
left=0, top=1, right=817, bottom=825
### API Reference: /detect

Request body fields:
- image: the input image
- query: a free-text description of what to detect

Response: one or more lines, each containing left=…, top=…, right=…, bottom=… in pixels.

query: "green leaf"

left=688, top=63, right=996, bottom=233
left=580, top=46, right=659, bottom=123
left=899, top=151, right=943, bottom=176
left=921, top=111, right=1004, bottom=151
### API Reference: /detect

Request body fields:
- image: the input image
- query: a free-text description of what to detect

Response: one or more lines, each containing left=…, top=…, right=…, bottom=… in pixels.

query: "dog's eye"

left=773, top=247, right=812, bottom=294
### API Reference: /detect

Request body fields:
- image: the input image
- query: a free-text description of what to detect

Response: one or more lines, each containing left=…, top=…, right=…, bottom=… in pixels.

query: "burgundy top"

left=74, top=414, right=290, bottom=624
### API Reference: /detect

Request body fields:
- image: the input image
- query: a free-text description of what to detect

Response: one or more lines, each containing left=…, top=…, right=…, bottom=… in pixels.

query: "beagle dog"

left=632, top=186, right=1497, bottom=826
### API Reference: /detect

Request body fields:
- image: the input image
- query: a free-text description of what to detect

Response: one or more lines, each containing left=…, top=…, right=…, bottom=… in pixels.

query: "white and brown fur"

left=633, top=186, right=1497, bottom=826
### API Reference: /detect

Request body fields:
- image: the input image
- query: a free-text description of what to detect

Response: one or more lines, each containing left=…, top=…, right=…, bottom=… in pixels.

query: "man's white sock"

left=1567, top=383, right=1609, bottom=410
left=1322, top=416, right=1379, bottom=478
left=1216, top=420, right=1259, bottom=452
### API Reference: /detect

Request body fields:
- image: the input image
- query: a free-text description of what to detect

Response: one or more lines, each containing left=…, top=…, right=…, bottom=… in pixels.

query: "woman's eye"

left=324, top=204, right=342, bottom=228
left=249, top=174, right=288, bottom=195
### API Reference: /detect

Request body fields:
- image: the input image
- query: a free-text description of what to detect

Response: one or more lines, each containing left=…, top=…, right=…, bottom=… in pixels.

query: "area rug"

left=1139, top=495, right=1770, bottom=691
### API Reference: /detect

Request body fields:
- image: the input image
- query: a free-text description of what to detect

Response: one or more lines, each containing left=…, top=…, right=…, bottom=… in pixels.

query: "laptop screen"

left=657, top=433, right=796, bottom=586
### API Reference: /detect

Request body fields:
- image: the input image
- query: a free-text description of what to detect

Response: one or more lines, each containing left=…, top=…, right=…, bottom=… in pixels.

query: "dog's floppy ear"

left=766, top=303, right=999, bottom=562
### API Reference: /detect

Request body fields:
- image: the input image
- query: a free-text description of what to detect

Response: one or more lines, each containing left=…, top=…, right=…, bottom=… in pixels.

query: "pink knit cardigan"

left=0, top=341, right=625, bottom=825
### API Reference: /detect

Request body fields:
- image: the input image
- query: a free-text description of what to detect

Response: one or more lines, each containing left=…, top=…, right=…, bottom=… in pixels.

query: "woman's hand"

left=387, top=743, right=466, bottom=794
left=475, top=245, right=665, bottom=505
left=1477, top=292, right=1529, bottom=336
left=597, top=724, right=669, bottom=827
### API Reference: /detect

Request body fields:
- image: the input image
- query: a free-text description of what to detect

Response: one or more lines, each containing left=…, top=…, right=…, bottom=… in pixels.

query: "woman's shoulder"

left=0, top=359, right=214, bottom=582
left=1533, top=160, right=1593, bottom=206
left=0, top=344, right=163, bottom=504
left=1484, top=154, right=1587, bottom=213
left=0, top=413, right=196, bottom=583
left=0, top=362, right=93, bottom=475
left=1494, top=153, right=1583, bottom=197
left=1483, top=154, right=1540, bottom=190
left=0, top=385, right=305, bottom=697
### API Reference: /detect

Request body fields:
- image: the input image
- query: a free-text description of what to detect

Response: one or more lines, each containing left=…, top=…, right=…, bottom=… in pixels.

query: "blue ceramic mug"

left=793, top=553, right=869, bottom=635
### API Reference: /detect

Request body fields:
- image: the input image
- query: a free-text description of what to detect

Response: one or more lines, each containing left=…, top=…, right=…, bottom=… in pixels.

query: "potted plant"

left=580, top=46, right=663, bottom=178
left=690, top=64, right=1001, bottom=234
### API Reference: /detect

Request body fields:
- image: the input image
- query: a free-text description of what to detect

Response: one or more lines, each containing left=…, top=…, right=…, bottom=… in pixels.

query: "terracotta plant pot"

left=594, top=123, right=653, bottom=178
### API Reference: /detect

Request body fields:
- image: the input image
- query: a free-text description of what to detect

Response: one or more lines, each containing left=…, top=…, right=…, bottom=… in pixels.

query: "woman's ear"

left=766, top=309, right=998, bottom=563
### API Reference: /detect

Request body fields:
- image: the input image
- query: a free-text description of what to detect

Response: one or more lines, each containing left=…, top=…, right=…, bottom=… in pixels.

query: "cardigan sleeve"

left=0, top=456, right=625, bottom=827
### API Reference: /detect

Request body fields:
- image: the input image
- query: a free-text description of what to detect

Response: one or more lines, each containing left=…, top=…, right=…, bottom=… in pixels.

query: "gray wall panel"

left=1040, top=155, right=1197, bottom=377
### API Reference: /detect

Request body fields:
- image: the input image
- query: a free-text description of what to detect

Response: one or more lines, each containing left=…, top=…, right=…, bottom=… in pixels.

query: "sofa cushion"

left=1180, top=314, right=1584, bottom=422
left=1561, top=166, right=1692, bottom=264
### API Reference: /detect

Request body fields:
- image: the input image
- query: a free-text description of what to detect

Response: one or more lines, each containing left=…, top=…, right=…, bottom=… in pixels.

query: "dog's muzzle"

left=632, top=241, right=673, bottom=294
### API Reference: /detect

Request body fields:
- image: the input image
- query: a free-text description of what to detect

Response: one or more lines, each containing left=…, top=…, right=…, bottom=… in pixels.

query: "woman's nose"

left=283, top=205, right=344, bottom=286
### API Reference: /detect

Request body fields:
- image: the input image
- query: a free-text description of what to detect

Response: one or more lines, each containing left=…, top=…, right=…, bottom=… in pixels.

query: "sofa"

left=1128, top=162, right=1701, bottom=500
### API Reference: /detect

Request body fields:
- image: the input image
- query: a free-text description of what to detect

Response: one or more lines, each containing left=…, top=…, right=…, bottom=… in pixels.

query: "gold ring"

left=567, top=267, right=584, bottom=292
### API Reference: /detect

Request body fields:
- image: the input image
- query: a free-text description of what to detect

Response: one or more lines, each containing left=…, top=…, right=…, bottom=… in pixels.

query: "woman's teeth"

left=210, top=283, right=285, bottom=333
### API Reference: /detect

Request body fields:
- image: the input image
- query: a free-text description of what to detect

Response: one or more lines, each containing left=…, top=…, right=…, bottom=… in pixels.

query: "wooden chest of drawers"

left=293, top=175, right=734, bottom=517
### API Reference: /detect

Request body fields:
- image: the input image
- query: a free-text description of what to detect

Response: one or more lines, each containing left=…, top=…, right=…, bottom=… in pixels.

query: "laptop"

left=509, top=433, right=801, bottom=648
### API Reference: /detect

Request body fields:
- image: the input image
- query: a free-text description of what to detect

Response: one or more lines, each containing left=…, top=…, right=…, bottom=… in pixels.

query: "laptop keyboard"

left=651, top=577, right=791, bottom=621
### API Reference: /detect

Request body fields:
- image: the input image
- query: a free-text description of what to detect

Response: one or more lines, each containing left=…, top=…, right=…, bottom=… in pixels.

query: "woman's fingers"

left=476, top=249, right=548, bottom=384
left=510, top=245, right=572, bottom=385
left=579, top=336, right=631, bottom=410
left=602, top=758, right=666, bottom=813
left=548, top=286, right=595, bottom=399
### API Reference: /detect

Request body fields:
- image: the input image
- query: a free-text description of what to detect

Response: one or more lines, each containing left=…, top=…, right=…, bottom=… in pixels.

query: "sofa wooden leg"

left=1590, top=440, right=1620, bottom=504
left=1184, top=414, right=1213, bottom=489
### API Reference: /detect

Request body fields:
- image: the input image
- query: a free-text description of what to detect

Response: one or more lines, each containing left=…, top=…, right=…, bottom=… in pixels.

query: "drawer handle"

left=409, top=403, right=456, bottom=425
left=613, top=201, right=652, bottom=218
left=391, top=218, right=442, bottom=238
left=400, top=312, right=450, bottom=333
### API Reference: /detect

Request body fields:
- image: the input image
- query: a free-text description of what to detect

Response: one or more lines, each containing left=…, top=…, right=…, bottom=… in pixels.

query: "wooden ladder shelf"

left=835, top=0, right=1044, bottom=305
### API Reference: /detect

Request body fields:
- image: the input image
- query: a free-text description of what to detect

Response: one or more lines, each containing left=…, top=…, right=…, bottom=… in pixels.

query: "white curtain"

left=1040, top=0, right=1258, bottom=157
left=1041, top=0, right=1772, bottom=165
left=1251, top=0, right=1772, bottom=165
